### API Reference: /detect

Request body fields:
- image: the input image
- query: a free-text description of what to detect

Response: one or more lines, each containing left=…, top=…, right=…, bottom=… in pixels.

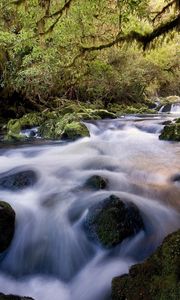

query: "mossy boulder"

left=5, top=113, right=44, bottom=141
left=84, top=195, right=144, bottom=248
left=159, top=118, right=180, bottom=141
left=0, top=294, right=34, bottom=300
left=39, top=114, right=89, bottom=140
left=0, top=169, right=38, bottom=191
left=112, top=229, right=180, bottom=300
left=62, top=121, right=89, bottom=139
left=0, top=201, right=15, bottom=252
left=84, top=175, right=108, bottom=190
left=4, top=101, right=119, bottom=141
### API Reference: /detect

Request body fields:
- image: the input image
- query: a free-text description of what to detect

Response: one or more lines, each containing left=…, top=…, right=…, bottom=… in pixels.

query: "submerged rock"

left=0, top=201, right=15, bottom=252
left=0, top=169, right=38, bottom=191
left=84, top=195, right=144, bottom=247
left=159, top=118, right=180, bottom=141
left=112, top=229, right=180, bottom=300
left=84, top=175, right=108, bottom=190
left=171, top=173, right=180, bottom=183
left=0, top=294, right=34, bottom=300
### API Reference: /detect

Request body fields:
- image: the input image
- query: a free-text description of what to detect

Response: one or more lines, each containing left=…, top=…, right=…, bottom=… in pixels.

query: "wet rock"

left=112, top=229, right=180, bottom=300
left=62, top=121, right=89, bottom=140
left=5, top=113, right=44, bottom=141
left=84, top=175, right=108, bottom=190
left=171, top=173, right=180, bottom=183
left=84, top=195, right=144, bottom=247
left=0, top=201, right=15, bottom=252
left=159, top=103, right=172, bottom=113
left=159, top=118, right=180, bottom=141
left=39, top=114, right=89, bottom=140
left=0, top=169, right=38, bottom=191
left=0, top=294, right=34, bottom=300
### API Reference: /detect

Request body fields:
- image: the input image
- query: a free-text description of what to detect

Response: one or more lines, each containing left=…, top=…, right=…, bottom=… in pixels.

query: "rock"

left=112, top=229, right=180, bottom=300
left=84, top=195, right=144, bottom=247
left=171, top=173, right=180, bottom=183
left=39, top=113, right=90, bottom=140
left=5, top=113, right=44, bottom=141
left=84, top=175, right=108, bottom=190
left=0, top=294, right=34, bottom=300
left=62, top=121, right=89, bottom=139
left=0, top=169, right=38, bottom=191
left=159, top=118, right=180, bottom=141
left=0, top=201, right=15, bottom=252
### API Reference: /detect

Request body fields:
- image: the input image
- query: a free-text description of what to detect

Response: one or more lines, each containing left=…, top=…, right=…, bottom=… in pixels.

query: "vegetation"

left=0, top=0, right=179, bottom=119
left=160, top=118, right=180, bottom=141
left=112, top=229, right=180, bottom=300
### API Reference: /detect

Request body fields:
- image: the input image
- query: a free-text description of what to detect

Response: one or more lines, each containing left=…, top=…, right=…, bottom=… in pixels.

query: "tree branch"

left=81, top=15, right=180, bottom=52
left=152, top=0, right=177, bottom=23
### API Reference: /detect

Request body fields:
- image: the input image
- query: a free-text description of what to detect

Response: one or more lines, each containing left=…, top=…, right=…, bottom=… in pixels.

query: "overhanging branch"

left=81, top=15, right=180, bottom=52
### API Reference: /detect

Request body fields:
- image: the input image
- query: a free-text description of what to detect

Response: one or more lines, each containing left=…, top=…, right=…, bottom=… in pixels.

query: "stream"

left=0, top=109, right=180, bottom=300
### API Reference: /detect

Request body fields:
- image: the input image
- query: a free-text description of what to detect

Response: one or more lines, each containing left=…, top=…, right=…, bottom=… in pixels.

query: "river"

left=0, top=110, right=180, bottom=300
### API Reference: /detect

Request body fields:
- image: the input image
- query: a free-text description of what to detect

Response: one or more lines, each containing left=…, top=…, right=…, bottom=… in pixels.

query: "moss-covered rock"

left=159, top=118, right=180, bottom=141
left=0, top=169, right=38, bottom=191
left=84, top=195, right=144, bottom=248
left=0, top=294, right=34, bottom=300
left=0, top=201, right=15, bottom=252
left=5, top=112, right=44, bottom=141
left=4, top=99, right=156, bottom=142
left=62, top=121, right=89, bottom=139
left=84, top=175, right=108, bottom=190
left=112, top=229, right=180, bottom=300
left=39, top=113, right=89, bottom=140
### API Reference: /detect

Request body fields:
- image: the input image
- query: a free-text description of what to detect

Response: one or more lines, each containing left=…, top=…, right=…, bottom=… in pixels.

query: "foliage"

left=0, top=0, right=179, bottom=113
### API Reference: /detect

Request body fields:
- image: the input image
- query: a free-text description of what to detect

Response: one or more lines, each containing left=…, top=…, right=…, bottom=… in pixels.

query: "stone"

left=112, top=230, right=180, bottom=300
left=0, top=169, right=38, bottom=191
left=0, top=294, right=34, bottom=300
left=84, top=195, right=144, bottom=247
left=0, top=201, right=15, bottom=252
left=159, top=119, right=180, bottom=141
left=84, top=175, right=108, bottom=190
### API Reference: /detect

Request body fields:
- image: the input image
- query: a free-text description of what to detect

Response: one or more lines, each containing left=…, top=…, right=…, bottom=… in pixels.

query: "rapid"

left=0, top=111, right=180, bottom=300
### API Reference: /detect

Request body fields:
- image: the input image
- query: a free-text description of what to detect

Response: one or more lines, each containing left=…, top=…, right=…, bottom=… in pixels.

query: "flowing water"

left=0, top=112, right=180, bottom=300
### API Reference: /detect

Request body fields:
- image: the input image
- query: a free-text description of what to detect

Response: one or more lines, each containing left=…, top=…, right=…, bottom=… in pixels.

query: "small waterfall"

left=159, top=102, right=180, bottom=114
left=170, top=103, right=180, bottom=114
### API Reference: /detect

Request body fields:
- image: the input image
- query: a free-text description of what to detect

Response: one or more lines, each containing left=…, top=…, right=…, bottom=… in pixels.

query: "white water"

left=159, top=102, right=180, bottom=114
left=0, top=115, right=180, bottom=300
left=170, top=103, right=180, bottom=114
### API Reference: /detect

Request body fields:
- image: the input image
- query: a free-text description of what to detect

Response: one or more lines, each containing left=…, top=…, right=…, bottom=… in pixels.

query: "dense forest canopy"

left=0, top=0, right=179, bottom=113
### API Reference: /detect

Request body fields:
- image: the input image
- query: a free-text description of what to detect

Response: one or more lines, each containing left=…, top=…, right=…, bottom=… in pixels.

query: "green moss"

left=62, top=121, right=89, bottom=139
left=108, top=103, right=154, bottom=115
left=85, top=195, right=144, bottom=248
left=159, top=119, right=180, bottom=141
left=112, top=230, right=180, bottom=300
left=84, top=175, right=108, bottom=190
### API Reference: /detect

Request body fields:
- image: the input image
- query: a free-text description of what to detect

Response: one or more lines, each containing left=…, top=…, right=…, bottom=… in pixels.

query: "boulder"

left=0, top=201, right=15, bottom=252
left=84, top=195, right=144, bottom=247
left=112, top=229, right=180, bottom=300
left=0, top=169, right=38, bottom=191
left=159, top=118, right=180, bottom=141
left=0, top=294, right=34, bottom=300
left=84, top=175, right=108, bottom=190
left=171, top=173, right=180, bottom=183
left=62, top=121, right=89, bottom=140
